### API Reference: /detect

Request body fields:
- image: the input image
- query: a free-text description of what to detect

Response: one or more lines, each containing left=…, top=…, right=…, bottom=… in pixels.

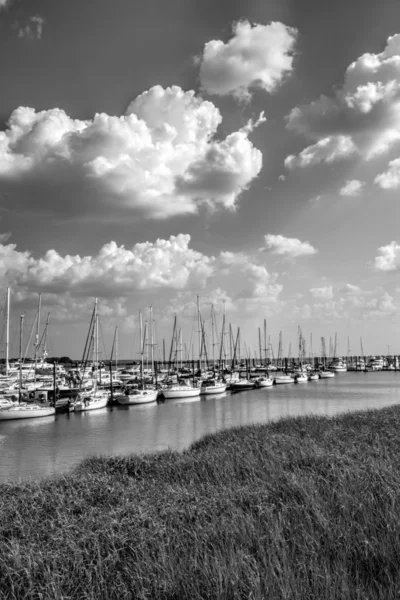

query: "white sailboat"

left=116, top=311, right=158, bottom=405
left=200, top=378, right=227, bottom=395
left=73, top=300, right=109, bottom=412
left=0, top=308, right=55, bottom=421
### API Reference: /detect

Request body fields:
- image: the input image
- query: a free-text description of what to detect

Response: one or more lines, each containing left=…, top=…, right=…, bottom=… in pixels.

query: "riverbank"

left=1, top=406, right=400, bottom=599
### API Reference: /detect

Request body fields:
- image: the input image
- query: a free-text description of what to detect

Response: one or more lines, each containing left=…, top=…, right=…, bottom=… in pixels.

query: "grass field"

left=1, top=405, right=400, bottom=599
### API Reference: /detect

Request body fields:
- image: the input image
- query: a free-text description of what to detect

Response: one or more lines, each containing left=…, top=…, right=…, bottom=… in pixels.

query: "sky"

left=1, top=0, right=400, bottom=360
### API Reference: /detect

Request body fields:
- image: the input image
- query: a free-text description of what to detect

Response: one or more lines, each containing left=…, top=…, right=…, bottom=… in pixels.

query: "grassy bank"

left=1, top=407, right=400, bottom=599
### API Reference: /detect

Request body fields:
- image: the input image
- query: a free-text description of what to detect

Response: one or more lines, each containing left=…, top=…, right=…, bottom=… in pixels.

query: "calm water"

left=1, top=371, right=400, bottom=483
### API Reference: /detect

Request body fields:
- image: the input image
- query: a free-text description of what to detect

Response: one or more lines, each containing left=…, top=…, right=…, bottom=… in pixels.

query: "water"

left=1, top=371, right=400, bottom=483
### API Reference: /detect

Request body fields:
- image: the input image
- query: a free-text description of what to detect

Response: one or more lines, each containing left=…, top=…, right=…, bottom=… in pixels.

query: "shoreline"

left=1, top=405, right=400, bottom=598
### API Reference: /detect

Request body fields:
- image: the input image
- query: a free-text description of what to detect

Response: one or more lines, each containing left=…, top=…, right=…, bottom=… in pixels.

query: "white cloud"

left=0, top=0, right=10, bottom=10
left=373, top=241, right=400, bottom=271
left=16, top=15, right=45, bottom=40
left=339, top=179, right=364, bottom=196
left=199, top=20, right=297, bottom=99
left=0, top=232, right=11, bottom=243
left=294, top=287, right=397, bottom=321
left=339, top=283, right=361, bottom=295
left=375, top=158, right=400, bottom=189
left=285, top=34, right=400, bottom=168
left=310, top=285, right=333, bottom=299
left=285, top=136, right=356, bottom=169
left=263, top=234, right=317, bottom=258
left=0, top=233, right=215, bottom=296
left=0, top=86, right=263, bottom=219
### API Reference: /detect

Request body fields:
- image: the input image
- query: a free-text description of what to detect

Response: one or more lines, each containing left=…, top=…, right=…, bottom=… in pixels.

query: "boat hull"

left=200, top=384, right=227, bottom=395
left=274, top=376, right=294, bottom=385
left=73, top=396, right=109, bottom=412
left=0, top=405, right=55, bottom=420
left=116, top=391, right=158, bottom=405
left=162, top=388, right=200, bottom=399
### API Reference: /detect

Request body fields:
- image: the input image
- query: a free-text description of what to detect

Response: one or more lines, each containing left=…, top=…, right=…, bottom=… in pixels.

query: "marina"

left=1, top=370, right=400, bottom=483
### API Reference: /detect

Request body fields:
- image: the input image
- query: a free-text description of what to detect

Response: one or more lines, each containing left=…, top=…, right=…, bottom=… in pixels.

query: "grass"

left=1, top=406, right=400, bottom=599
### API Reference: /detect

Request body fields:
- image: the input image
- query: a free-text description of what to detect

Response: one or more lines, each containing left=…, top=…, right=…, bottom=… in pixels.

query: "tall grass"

left=1, top=406, right=400, bottom=599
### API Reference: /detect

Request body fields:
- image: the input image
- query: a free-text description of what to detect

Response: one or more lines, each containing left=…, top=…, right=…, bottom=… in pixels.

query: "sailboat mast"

left=93, top=298, right=98, bottom=391
left=211, top=304, right=215, bottom=368
left=197, top=296, right=201, bottom=370
left=19, top=313, right=25, bottom=403
left=5, top=287, right=10, bottom=376
left=34, top=293, right=42, bottom=384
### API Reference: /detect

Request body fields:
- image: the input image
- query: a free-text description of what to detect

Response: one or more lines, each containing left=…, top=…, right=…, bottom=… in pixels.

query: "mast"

left=211, top=304, right=215, bottom=368
left=19, top=313, right=25, bottom=403
left=93, top=298, right=98, bottom=391
left=141, top=320, right=146, bottom=390
left=139, top=309, right=143, bottom=377
left=218, top=300, right=226, bottom=367
left=258, top=327, right=262, bottom=365
left=150, top=305, right=154, bottom=377
left=5, top=287, right=10, bottom=376
left=34, top=293, right=42, bottom=385
left=263, top=319, right=267, bottom=366
left=197, top=296, right=201, bottom=370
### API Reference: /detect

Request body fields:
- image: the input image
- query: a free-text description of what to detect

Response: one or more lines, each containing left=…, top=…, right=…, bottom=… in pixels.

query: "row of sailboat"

left=0, top=292, right=356, bottom=420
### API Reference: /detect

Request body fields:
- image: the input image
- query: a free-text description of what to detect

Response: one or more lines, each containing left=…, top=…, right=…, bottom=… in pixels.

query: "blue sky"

left=1, top=0, right=400, bottom=360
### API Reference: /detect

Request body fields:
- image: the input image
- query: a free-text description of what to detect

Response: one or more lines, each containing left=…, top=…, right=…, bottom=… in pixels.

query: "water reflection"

left=1, top=372, right=400, bottom=483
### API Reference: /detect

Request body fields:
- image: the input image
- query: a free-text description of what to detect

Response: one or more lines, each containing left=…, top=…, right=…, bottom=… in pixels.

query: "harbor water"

left=1, top=371, right=400, bottom=483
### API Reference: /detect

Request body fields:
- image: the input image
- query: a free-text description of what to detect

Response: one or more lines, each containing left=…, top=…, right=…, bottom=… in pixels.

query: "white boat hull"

left=73, top=394, right=109, bottom=412
left=274, top=376, right=294, bottom=384
left=162, top=387, right=200, bottom=399
left=319, top=371, right=335, bottom=378
left=116, top=390, right=158, bottom=404
left=0, top=405, right=55, bottom=420
left=255, top=378, right=273, bottom=388
left=200, top=383, right=227, bottom=395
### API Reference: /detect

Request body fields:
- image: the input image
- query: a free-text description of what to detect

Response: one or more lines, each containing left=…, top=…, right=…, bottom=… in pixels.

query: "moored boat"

left=0, top=403, right=55, bottom=420
left=116, top=384, right=158, bottom=405
left=274, top=375, right=295, bottom=385
left=200, top=379, right=227, bottom=395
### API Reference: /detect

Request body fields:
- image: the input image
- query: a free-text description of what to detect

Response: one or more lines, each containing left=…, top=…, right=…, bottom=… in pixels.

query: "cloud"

left=373, top=241, right=400, bottom=271
left=294, top=287, right=397, bottom=321
left=199, top=20, right=297, bottom=100
left=263, top=234, right=317, bottom=258
left=0, top=0, right=10, bottom=10
left=15, top=15, right=45, bottom=40
left=285, top=136, right=356, bottom=169
left=0, top=233, right=215, bottom=296
left=375, top=158, right=400, bottom=189
left=310, top=285, right=333, bottom=299
left=0, top=231, right=11, bottom=243
left=0, top=86, right=263, bottom=219
left=339, top=179, right=364, bottom=196
left=285, top=34, right=400, bottom=168
left=339, top=283, right=361, bottom=295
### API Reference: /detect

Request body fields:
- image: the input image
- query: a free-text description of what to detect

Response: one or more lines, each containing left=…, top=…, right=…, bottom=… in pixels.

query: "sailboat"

left=0, top=308, right=55, bottom=421
left=116, top=310, right=158, bottom=405
left=72, top=299, right=109, bottom=412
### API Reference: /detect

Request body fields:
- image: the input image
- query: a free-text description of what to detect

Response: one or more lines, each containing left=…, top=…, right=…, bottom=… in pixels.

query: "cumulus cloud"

left=285, top=34, right=400, bottom=168
left=263, top=234, right=317, bottom=258
left=199, top=20, right=297, bottom=99
left=294, top=286, right=397, bottom=321
left=373, top=241, right=400, bottom=271
left=0, top=86, right=263, bottom=219
left=310, top=285, right=333, bottom=299
left=0, top=233, right=215, bottom=296
left=375, top=158, right=400, bottom=189
left=16, top=15, right=45, bottom=40
left=285, top=136, right=356, bottom=169
left=339, top=179, right=364, bottom=196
